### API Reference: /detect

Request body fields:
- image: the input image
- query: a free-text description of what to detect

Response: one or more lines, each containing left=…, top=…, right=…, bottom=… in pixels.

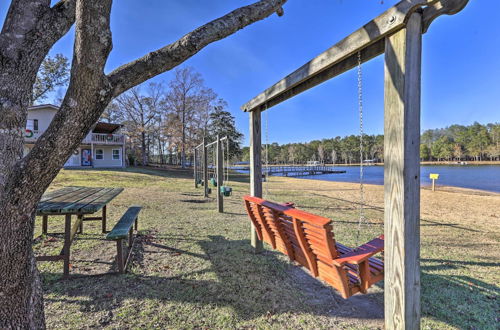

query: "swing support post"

left=194, top=148, right=198, bottom=188
left=203, top=137, right=209, bottom=198
left=242, top=0, right=469, bottom=325
left=249, top=110, right=263, bottom=252
left=384, top=12, right=422, bottom=329
left=217, top=134, right=224, bottom=213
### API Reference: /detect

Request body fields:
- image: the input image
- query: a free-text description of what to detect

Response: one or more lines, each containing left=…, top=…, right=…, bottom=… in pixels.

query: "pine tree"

left=207, top=101, right=244, bottom=160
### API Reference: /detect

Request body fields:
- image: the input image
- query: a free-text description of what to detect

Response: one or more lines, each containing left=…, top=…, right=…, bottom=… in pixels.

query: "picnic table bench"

left=106, top=206, right=142, bottom=273
left=36, top=186, right=123, bottom=277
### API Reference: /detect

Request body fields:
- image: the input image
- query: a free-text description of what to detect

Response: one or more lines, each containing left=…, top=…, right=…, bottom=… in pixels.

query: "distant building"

left=24, top=104, right=126, bottom=168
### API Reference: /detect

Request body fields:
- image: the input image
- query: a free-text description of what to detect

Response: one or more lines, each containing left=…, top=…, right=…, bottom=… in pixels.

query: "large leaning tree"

left=0, top=0, right=287, bottom=327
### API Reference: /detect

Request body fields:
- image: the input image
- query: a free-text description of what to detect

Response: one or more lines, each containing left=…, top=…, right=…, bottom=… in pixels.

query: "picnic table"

left=35, top=186, right=123, bottom=277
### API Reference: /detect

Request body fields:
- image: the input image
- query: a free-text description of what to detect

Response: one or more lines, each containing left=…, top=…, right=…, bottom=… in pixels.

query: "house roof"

left=28, top=104, right=59, bottom=111
left=28, top=104, right=122, bottom=133
left=93, top=122, right=122, bottom=134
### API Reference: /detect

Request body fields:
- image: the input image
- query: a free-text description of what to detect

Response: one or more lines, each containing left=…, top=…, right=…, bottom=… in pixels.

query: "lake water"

left=237, top=165, right=500, bottom=193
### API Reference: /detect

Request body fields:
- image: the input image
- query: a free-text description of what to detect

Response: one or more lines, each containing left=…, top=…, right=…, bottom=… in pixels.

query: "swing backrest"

left=243, top=195, right=386, bottom=298
left=243, top=196, right=340, bottom=276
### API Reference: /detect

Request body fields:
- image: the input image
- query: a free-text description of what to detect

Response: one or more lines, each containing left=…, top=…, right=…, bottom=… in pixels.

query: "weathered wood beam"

left=384, top=12, right=422, bottom=329
left=216, top=135, right=224, bottom=213
left=194, top=148, right=198, bottom=188
left=250, top=110, right=263, bottom=252
left=241, top=0, right=469, bottom=113
left=203, top=138, right=209, bottom=198
left=422, top=0, right=469, bottom=32
left=253, top=40, right=385, bottom=112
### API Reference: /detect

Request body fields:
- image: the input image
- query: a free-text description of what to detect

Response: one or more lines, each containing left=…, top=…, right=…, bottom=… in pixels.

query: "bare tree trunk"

left=141, top=131, right=147, bottom=165
left=0, top=73, right=46, bottom=329
left=0, top=1, right=287, bottom=327
left=158, top=137, right=164, bottom=164
left=181, top=104, right=186, bottom=168
left=0, top=1, right=76, bottom=327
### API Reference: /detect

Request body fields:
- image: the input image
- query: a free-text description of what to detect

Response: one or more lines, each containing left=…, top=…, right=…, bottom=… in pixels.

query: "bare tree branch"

left=0, top=0, right=75, bottom=63
left=18, top=0, right=113, bottom=193
left=38, top=0, right=76, bottom=48
left=108, top=0, right=287, bottom=96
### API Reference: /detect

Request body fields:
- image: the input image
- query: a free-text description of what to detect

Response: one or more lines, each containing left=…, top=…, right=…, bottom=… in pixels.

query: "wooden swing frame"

left=241, top=0, right=469, bottom=328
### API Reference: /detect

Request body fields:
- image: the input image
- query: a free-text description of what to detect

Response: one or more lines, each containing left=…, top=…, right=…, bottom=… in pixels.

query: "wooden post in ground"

left=42, top=215, right=48, bottom=235
left=194, top=148, right=198, bottom=188
left=63, top=214, right=72, bottom=278
left=384, top=12, right=422, bottom=330
left=203, top=138, right=209, bottom=198
left=250, top=110, right=263, bottom=252
left=102, top=205, right=107, bottom=233
left=216, top=134, right=224, bottom=213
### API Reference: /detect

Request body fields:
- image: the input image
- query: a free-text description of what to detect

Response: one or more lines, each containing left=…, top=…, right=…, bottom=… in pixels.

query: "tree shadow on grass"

left=42, top=235, right=384, bottom=327
left=420, top=258, right=499, bottom=329
left=77, top=166, right=194, bottom=180
left=420, top=218, right=481, bottom=232
left=41, top=233, right=500, bottom=329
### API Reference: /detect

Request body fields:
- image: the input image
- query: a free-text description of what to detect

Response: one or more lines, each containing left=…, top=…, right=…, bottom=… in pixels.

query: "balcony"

left=83, top=133, right=125, bottom=145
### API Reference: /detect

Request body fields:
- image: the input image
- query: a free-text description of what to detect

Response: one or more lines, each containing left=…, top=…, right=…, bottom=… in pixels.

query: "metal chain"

left=356, top=51, right=365, bottom=246
left=226, top=138, right=230, bottom=183
left=221, top=140, right=225, bottom=185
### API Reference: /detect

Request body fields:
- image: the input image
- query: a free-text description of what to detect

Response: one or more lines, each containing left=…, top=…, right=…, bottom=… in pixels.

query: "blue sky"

left=2, top=1, right=499, bottom=145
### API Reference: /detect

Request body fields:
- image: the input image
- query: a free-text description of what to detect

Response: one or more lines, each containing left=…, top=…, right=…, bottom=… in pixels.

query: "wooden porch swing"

left=244, top=195, right=384, bottom=299
left=240, top=0, right=469, bottom=326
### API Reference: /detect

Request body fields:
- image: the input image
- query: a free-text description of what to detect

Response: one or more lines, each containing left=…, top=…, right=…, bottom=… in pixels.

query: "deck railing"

left=83, top=133, right=125, bottom=145
left=25, top=130, right=124, bottom=145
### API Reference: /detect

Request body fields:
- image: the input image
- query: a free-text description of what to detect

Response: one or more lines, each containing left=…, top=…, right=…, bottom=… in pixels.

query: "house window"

left=33, top=119, right=39, bottom=131
left=95, top=149, right=104, bottom=160
left=112, top=149, right=121, bottom=160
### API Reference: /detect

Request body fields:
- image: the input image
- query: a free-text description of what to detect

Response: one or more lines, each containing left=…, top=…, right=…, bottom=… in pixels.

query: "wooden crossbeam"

left=241, top=0, right=469, bottom=113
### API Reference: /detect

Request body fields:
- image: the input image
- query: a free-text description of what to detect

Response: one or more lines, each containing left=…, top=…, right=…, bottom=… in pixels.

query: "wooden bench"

left=243, top=195, right=384, bottom=299
left=105, top=206, right=142, bottom=273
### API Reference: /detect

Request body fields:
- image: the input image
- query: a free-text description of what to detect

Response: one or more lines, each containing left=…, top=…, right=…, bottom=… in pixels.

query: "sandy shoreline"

left=264, top=175, right=500, bottom=234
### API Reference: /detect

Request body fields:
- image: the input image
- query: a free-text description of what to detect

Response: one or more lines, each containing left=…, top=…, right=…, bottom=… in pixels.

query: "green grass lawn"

left=34, top=167, right=499, bottom=329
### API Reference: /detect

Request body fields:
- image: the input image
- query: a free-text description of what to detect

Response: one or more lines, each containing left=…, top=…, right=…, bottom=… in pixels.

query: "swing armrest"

left=333, top=235, right=384, bottom=266
left=281, top=202, right=295, bottom=208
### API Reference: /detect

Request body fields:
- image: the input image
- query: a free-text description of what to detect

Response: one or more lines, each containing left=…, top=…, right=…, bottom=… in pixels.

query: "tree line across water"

left=36, top=55, right=497, bottom=165
left=240, top=122, right=500, bottom=164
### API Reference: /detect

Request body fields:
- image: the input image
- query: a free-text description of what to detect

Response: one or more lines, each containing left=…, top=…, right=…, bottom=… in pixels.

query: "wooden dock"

left=262, top=166, right=346, bottom=177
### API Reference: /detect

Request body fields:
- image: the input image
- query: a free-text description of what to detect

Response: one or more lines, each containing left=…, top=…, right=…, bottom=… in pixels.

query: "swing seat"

left=243, top=195, right=384, bottom=299
left=220, top=186, right=232, bottom=196
left=210, top=178, right=217, bottom=187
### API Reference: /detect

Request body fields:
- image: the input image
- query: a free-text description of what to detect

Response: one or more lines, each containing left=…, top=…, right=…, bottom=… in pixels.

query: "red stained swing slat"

left=243, top=195, right=384, bottom=299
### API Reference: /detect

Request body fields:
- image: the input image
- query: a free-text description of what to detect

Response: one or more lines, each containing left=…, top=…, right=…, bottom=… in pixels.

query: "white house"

left=24, top=104, right=126, bottom=168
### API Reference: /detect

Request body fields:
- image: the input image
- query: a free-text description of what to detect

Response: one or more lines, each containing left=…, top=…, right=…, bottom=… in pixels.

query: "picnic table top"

left=37, top=186, right=123, bottom=215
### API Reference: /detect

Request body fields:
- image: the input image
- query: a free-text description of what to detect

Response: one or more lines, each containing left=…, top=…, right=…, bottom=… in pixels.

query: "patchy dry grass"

left=34, top=167, right=499, bottom=329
